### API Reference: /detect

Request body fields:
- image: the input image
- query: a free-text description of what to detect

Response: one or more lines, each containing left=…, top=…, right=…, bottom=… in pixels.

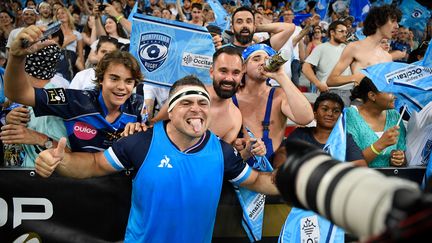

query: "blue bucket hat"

left=242, top=44, right=276, bottom=62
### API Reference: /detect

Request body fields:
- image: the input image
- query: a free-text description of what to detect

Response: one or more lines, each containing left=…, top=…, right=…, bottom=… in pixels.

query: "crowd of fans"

left=0, top=0, right=431, bottom=171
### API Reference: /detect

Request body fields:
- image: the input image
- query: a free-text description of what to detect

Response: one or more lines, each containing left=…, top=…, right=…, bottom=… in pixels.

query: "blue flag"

left=207, top=0, right=230, bottom=31
left=399, top=0, right=431, bottom=31
left=279, top=111, right=346, bottom=243
left=349, top=0, right=370, bottom=24
left=127, top=2, right=138, bottom=22
left=421, top=152, right=432, bottom=190
left=278, top=207, right=345, bottom=243
left=316, top=0, right=330, bottom=20
left=323, top=109, right=346, bottom=161
left=293, top=13, right=312, bottom=26
left=362, top=62, right=432, bottom=114
left=130, top=14, right=215, bottom=87
left=419, top=38, right=432, bottom=67
left=234, top=127, right=273, bottom=242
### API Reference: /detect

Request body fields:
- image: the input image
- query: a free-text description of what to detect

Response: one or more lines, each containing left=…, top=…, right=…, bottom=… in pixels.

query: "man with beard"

left=232, top=44, right=314, bottom=161
left=302, top=20, right=353, bottom=106
left=225, top=6, right=295, bottom=53
left=327, top=5, right=402, bottom=88
left=151, top=46, right=245, bottom=145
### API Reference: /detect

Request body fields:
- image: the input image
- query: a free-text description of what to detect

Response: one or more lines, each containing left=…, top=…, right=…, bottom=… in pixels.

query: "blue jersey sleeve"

left=103, top=129, right=153, bottom=171
left=220, top=140, right=251, bottom=185
left=33, top=88, right=98, bottom=119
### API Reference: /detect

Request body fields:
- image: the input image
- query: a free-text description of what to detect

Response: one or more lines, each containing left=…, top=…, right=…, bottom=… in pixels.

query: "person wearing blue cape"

left=34, top=75, right=280, bottom=243
left=327, top=5, right=402, bottom=88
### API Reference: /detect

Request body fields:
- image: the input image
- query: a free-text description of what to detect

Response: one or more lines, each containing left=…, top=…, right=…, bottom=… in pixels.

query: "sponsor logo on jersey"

left=73, top=122, right=97, bottom=140
left=158, top=155, right=172, bottom=168
left=46, top=88, right=67, bottom=105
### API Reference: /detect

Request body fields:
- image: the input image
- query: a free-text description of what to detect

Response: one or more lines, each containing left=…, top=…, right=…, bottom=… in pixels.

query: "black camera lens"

left=98, top=5, right=106, bottom=11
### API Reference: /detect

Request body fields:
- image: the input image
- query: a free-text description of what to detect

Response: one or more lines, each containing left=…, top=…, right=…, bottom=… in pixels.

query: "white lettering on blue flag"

left=130, top=14, right=214, bottom=87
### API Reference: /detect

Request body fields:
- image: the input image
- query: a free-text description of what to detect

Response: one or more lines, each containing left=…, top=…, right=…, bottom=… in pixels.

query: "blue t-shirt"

left=104, top=121, right=251, bottom=243
left=287, top=127, right=364, bottom=162
left=33, top=88, right=143, bottom=152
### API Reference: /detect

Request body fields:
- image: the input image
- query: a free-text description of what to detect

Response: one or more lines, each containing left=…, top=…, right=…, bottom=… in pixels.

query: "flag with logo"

left=399, top=0, right=431, bottom=31
left=349, top=0, right=370, bottom=24
left=207, top=0, right=230, bottom=31
left=279, top=111, right=346, bottom=243
left=130, top=14, right=215, bottom=87
left=362, top=60, right=432, bottom=115
left=234, top=127, right=273, bottom=242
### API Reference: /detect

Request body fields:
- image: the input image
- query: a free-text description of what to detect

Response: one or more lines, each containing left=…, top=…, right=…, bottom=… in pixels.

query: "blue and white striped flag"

left=130, top=14, right=215, bottom=87
left=235, top=127, right=273, bottom=242
left=399, top=0, right=431, bottom=31
left=279, top=111, right=346, bottom=243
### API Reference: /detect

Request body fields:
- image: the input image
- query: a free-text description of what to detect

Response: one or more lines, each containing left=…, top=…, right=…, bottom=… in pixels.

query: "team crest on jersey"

left=138, top=32, right=171, bottom=72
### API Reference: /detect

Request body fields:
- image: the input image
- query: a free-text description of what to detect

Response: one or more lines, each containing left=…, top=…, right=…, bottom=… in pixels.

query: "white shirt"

left=69, top=68, right=96, bottom=90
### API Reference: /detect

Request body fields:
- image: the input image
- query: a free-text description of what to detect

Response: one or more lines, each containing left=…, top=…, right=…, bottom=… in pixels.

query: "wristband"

left=370, top=144, right=381, bottom=155
left=115, top=15, right=123, bottom=23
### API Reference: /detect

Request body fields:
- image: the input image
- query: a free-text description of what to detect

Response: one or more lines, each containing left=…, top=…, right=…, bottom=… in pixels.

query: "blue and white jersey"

left=104, top=121, right=251, bottom=243
left=33, top=88, right=143, bottom=152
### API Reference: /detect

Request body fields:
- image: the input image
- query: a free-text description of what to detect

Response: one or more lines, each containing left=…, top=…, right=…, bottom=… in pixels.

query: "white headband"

left=168, top=86, right=210, bottom=112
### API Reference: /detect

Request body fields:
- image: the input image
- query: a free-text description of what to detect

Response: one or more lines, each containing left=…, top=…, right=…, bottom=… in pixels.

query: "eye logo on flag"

left=138, top=32, right=171, bottom=72
left=412, top=9, right=424, bottom=18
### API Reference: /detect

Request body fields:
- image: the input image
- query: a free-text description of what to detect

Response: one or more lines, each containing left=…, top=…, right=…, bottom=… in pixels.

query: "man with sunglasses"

left=302, top=20, right=353, bottom=106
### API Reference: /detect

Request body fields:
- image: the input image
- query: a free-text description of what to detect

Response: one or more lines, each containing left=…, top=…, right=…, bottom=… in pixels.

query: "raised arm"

left=263, top=67, right=314, bottom=125
left=35, top=137, right=116, bottom=178
left=257, top=22, right=295, bottom=51
left=327, top=43, right=364, bottom=87
left=176, top=0, right=187, bottom=22
left=4, top=26, right=54, bottom=106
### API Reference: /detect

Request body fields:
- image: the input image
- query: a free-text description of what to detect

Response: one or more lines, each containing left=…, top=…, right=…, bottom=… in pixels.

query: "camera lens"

left=275, top=140, right=420, bottom=238
left=98, top=5, right=106, bottom=11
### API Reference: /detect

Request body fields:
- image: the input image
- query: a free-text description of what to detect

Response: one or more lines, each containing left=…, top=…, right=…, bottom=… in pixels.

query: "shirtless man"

left=233, top=44, right=314, bottom=160
left=327, top=5, right=402, bottom=87
left=150, top=46, right=243, bottom=144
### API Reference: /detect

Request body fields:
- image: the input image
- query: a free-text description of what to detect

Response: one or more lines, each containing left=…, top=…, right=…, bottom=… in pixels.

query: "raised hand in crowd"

left=234, top=137, right=267, bottom=160
left=8, top=25, right=56, bottom=58
left=120, top=122, right=150, bottom=137
left=374, top=125, right=400, bottom=151
left=35, top=137, right=67, bottom=178
left=6, top=106, right=30, bottom=125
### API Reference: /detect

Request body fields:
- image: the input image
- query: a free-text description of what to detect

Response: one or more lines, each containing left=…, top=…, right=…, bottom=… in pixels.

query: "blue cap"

left=242, top=44, right=276, bottom=61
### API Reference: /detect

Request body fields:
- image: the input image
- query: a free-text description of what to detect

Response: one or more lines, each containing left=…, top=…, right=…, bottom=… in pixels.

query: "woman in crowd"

left=346, top=77, right=406, bottom=168
left=305, top=25, right=322, bottom=58
left=0, top=11, right=15, bottom=52
left=54, top=6, right=85, bottom=75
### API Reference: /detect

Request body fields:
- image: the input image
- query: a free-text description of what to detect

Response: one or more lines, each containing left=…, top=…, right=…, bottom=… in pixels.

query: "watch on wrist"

left=44, top=137, right=54, bottom=149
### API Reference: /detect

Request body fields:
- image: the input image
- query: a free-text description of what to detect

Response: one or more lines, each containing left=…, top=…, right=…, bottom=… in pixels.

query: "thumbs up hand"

left=35, top=137, right=67, bottom=178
